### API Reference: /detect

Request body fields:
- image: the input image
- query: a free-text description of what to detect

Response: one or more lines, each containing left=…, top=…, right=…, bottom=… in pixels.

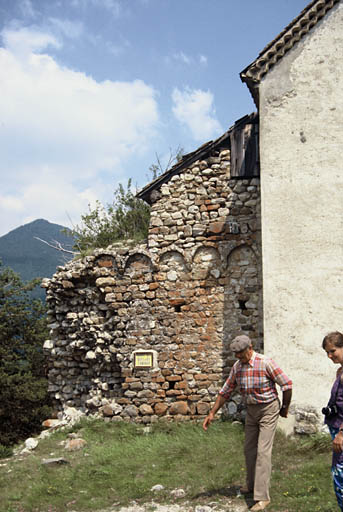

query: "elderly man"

left=202, top=335, right=292, bottom=511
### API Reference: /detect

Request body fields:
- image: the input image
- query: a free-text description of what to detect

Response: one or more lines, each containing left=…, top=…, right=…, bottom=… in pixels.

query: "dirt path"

left=101, top=495, right=252, bottom=512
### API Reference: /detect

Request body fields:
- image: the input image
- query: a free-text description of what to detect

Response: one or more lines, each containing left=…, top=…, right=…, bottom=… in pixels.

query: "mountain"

left=0, top=219, right=75, bottom=300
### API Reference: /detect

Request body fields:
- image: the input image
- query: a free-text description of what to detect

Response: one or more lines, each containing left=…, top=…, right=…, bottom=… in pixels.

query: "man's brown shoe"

left=250, top=500, right=270, bottom=511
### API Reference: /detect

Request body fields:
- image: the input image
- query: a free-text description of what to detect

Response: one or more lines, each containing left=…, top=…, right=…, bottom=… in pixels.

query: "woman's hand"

left=333, top=431, right=343, bottom=453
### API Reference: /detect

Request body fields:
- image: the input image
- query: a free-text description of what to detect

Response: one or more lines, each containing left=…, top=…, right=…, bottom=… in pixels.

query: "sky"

left=0, top=0, right=310, bottom=237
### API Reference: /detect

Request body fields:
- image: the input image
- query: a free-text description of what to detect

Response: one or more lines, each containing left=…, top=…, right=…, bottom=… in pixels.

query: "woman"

left=323, top=331, right=343, bottom=511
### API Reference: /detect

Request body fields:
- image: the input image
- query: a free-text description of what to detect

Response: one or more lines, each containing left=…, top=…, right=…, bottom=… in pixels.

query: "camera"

left=322, top=404, right=338, bottom=418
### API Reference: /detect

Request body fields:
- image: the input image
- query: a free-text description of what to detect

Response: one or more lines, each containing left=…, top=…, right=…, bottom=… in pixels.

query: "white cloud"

left=93, top=0, right=121, bottom=13
left=19, top=0, right=36, bottom=18
left=2, top=26, right=61, bottom=57
left=0, top=194, right=24, bottom=213
left=0, top=25, right=160, bottom=236
left=48, top=18, right=84, bottom=39
left=172, top=87, right=222, bottom=142
left=167, top=52, right=207, bottom=67
left=199, top=54, right=208, bottom=66
left=106, top=40, right=126, bottom=56
left=71, top=0, right=121, bottom=16
left=173, top=51, right=191, bottom=65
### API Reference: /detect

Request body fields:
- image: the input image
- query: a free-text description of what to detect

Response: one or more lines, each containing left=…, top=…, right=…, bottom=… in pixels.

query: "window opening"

left=239, top=299, right=247, bottom=311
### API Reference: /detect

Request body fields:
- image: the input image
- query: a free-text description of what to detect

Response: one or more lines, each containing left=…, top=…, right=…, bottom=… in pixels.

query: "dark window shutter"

left=230, top=121, right=259, bottom=178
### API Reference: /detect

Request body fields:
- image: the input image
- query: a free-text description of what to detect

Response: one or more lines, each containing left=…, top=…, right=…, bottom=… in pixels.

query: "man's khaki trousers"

left=244, top=399, right=280, bottom=501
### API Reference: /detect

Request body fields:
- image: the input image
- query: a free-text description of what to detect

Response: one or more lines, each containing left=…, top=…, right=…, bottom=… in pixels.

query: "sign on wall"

left=133, top=351, right=154, bottom=369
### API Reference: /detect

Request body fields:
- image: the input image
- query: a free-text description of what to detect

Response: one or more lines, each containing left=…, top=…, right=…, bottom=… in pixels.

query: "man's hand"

left=280, top=389, right=292, bottom=418
left=202, top=412, right=214, bottom=431
left=333, top=431, right=343, bottom=453
left=279, top=405, right=289, bottom=418
left=202, top=395, right=226, bottom=431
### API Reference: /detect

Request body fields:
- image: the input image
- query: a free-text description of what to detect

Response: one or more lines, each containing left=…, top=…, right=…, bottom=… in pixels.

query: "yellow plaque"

left=134, top=352, right=153, bottom=368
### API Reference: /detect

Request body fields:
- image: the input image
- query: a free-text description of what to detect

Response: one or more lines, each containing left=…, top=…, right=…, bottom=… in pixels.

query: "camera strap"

left=328, top=373, right=342, bottom=408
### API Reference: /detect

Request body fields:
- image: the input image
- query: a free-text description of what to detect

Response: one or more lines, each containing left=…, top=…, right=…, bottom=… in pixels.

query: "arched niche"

left=222, top=244, right=262, bottom=368
left=192, top=246, right=221, bottom=279
left=226, top=244, right=259, bottom=302
left=124, top=253, right=153, bottom=277
left=159, top=250, right=188, bottom=273
left=95, top=255, right=118, bottom=272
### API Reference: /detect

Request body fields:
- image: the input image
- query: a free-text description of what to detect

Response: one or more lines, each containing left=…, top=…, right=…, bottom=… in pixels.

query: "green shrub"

left=0, top=444, right=13, bottom=459
left=66, top=179, right=151, bottom=253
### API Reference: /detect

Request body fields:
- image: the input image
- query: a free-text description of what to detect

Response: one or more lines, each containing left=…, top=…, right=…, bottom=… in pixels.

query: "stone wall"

left=43, top=149, right=262, bottom=422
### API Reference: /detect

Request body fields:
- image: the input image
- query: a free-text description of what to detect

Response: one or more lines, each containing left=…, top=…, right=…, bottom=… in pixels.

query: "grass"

left=0, top=418, right=337, bottom=512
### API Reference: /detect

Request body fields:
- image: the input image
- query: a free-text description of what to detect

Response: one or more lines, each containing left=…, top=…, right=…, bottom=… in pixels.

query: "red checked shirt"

left=219, top=351, right=292, bottom=405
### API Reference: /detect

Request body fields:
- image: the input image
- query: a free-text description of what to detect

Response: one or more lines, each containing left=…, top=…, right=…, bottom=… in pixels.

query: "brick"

left=194, top=374, right=209, bottom=380
left=175, top=381, right=187, bottom=389
left=97, top=259, right=113, bottom=268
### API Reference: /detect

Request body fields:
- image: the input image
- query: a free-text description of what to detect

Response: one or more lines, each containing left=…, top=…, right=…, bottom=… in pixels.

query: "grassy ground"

left=0, top=419, right=338, bottom=512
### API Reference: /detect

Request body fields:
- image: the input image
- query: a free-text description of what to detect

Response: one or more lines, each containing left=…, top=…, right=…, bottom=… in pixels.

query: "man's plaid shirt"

left=219, top=351, right=292, bottom=404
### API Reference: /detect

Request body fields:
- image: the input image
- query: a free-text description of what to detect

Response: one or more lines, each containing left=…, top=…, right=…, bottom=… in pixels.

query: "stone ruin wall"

left=43, top=148, right=263, bottom=423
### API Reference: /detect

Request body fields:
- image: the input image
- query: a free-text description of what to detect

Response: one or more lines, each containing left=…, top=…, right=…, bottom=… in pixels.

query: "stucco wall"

left=258, top=3, right=343, bottom=430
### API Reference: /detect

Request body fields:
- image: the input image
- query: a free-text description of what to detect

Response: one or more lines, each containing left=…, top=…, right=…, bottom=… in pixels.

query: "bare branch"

left=34, top=237, right=79, bottom=255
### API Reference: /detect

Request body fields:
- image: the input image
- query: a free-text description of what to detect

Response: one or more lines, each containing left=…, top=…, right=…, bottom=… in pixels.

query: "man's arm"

left=202, top=394, right=226, bottom=431
left=265, top=359, right=292, bottom=418
left=279, top=389, right=292, bottom=418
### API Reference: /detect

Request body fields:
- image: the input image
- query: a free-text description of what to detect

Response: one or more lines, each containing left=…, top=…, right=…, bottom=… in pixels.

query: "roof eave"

left=240, top=71, right=260, bottom=109
left=240, top=0, right=341, bottom=105
left=137, top=113, right=258, bottom=205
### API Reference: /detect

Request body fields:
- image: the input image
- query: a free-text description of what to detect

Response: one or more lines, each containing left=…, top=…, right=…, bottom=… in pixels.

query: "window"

left=230, top=118, right=260, bottom=178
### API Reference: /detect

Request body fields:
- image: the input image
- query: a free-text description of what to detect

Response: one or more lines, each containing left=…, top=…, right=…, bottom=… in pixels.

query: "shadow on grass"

left=192, top=485, right=254, bottom=508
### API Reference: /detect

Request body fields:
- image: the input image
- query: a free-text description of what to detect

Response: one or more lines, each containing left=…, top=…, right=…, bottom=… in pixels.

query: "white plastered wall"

left=258, top=3, right=343, bottom=421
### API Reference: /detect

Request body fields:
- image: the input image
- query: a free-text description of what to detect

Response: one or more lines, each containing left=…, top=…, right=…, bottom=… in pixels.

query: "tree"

left=68, top=147, right=184, bottom=253
left=0, top=263, right=50, bottom=446
left=67, top=178, right=151, bottom=253
left=148, top=145, right=184, bottom=179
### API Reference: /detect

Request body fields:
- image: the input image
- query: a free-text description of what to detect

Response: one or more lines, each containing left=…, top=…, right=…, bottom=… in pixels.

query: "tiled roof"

left=240, top=0, right=341, bottom=106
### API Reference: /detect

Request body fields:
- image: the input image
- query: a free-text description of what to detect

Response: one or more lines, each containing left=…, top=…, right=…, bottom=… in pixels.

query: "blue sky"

left=0, top=0, right=310, bottom=236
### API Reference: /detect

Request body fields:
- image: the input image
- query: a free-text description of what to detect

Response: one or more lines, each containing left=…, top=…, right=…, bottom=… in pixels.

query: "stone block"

left=194, top=374, right=209, bottom=380
left=139, top=404, right=154, bottom=415
left=97, top=259, right=113, bottom=268
left=196, top=402, right=210, bottom=415
left=96, top=277, right=116, bottom=287
left=123, top=405, right=138, bottom=417
left=175, top=381, right=188, bottom=389
left=169, top=401, right=189, bottom=415
left=101, top=405, right=115, bottom=417
left=154, top=403, right=168, bottom=415
left=61, top=280, right=74, bottom=289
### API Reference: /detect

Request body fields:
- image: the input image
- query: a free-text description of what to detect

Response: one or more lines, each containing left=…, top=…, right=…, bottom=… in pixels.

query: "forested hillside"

left=0, top=219, right=74, bottom=299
